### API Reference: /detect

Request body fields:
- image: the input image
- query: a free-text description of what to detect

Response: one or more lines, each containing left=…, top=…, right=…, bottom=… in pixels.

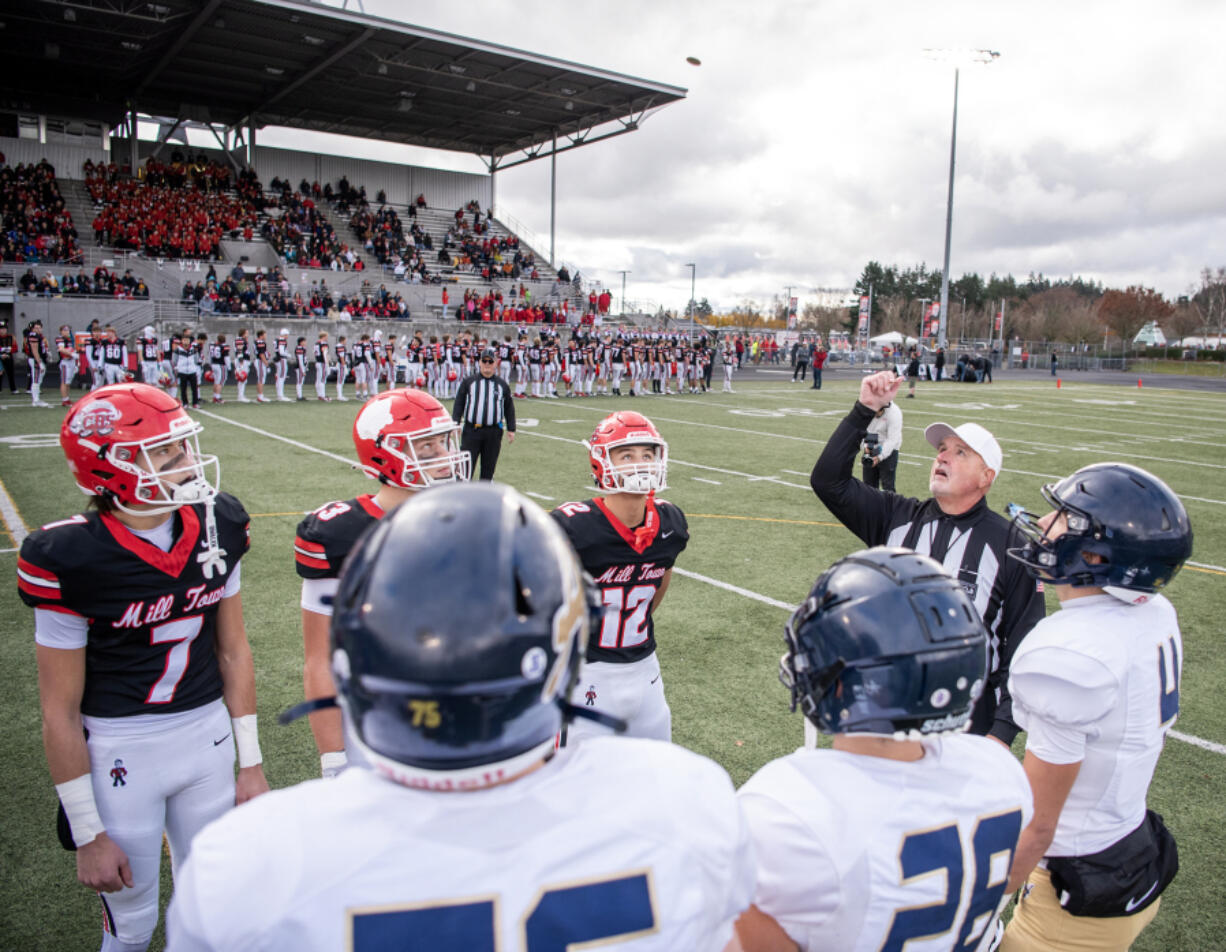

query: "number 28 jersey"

left=17, top=495, right=251, bottom=718
left=738, top=735, right=1033, bottom=952
left=551, top=497, right=687, bottom=664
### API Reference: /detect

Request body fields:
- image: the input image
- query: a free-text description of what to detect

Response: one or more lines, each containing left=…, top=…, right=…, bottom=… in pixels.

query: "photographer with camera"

left=861, top=400, right=901, bottom=491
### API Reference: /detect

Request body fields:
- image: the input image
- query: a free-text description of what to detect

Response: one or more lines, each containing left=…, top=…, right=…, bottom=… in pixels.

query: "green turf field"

left=1, top=374, right=1223, bottom=950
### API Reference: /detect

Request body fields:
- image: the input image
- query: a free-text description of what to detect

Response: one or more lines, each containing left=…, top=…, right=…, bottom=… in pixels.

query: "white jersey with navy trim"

left=739, top=734, right=1033, bottom=952
left=1008, top=592, right=1181, bottom=859
left=168, top=737, right=754, bottom=951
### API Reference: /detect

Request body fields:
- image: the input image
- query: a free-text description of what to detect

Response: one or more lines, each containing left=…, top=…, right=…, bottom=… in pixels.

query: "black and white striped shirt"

left=811, top=401, right=1046, bottom=744
left=452, top=372, right=516, bottom=431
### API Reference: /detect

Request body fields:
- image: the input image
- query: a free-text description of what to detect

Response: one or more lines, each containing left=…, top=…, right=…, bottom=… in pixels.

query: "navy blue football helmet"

left=328, top=483, right=604, bottom=790
left=1007, top=462, right=1192, bottom=601
left=781, top=547, right=989, bottom=737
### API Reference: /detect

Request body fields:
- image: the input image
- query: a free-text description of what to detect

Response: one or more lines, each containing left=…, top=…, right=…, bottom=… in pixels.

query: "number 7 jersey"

left=551, top=497, right=688, bottom=663
left=17, top=495, right=251, bottom=717
left=738, top=735, right=1033, bottom=951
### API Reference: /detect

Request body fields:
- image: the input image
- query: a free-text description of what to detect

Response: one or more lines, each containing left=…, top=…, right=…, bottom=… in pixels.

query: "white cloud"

left=282, top=0, right=1226, bottom=307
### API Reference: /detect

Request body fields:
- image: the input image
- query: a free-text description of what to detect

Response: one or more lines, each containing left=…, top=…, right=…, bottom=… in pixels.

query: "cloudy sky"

left=259, top=0, right=1226, bottom=313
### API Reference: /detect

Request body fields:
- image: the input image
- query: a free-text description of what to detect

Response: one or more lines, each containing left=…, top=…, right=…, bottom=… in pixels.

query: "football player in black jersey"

left=56, top=324, right=79, bottom=407
left=295, top=389, right=471, bottom=777
left=552, top=411, right=689, bottom=745
left=25, top=317, right=51, bottom=406
left=20, top=383, right=268, bottom=952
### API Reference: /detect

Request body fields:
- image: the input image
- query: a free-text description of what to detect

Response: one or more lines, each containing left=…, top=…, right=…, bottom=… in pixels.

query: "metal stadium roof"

left=1, top=0, right=687, bottom=166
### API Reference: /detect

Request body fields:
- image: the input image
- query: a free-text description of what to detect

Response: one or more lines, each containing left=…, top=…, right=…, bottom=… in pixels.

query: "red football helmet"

left=352, top=388, right=471, bottom=489
left=124, top=370, right=136, bottom=382
left=158, top=371, right=173, bottom=387
left=447, top=369, right=458, bottom=382
left=60, top=383, right=219, bottom=514
left=203, top=369, right=215, bottom=383
left=414, top=375, right=426, bottom=388
left=585, top=411, right=668, bottom=493
left=235, top=369, right=248, bottom=382
left=562, top=373, right=572, bottom=384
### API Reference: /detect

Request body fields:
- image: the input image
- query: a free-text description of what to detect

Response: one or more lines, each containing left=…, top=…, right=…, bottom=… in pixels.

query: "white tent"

left=1133, top=321, right=1167, bottom=346
left=869, top=330, right=918, bottom=346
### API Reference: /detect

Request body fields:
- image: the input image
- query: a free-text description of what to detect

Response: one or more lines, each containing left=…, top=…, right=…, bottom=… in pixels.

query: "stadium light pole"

left=619, top=270, right=630, bottom=316
left=686, top=263, right=696, bottom=325
left=924, top=48, right=999, bottom=350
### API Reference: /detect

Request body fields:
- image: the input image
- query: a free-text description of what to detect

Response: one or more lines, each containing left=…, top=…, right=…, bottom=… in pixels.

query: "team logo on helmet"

left=68, top=401, right=121, bottom=438
left=354, top=398, right=395, bottom=441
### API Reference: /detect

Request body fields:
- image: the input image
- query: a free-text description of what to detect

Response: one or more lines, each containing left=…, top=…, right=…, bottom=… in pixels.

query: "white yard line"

left=0, top=476, right=29, bottom=547
left=537, top=404, right=1226, bottom=506
left=1168, top=730, right=1226, bottom=756
left=691, top=477, right=722, bottom=485
left=196, top=410, right=358, bottom=468
left=670, top=567, right=796, bottom=611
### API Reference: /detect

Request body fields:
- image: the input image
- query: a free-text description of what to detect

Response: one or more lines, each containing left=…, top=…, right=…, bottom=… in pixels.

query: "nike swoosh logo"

left=1125, top=881, right=1159, bottom=912
left=650, top=675, right=661, bottom=684
left=213, top=733, right=231, bottom=747
left=661, top=530, right=673, bottom=538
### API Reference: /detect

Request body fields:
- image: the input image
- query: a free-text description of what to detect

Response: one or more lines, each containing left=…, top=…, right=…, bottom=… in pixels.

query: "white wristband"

left=320, top=751, right=348, bottom=778
left=56, top=774, right=105, bottom=848
left=232, top=714, right=262, bottom=768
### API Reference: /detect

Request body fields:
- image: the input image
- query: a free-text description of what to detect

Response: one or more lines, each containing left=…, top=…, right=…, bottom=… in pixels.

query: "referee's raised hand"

left=859, top=370, right=901, bottom=411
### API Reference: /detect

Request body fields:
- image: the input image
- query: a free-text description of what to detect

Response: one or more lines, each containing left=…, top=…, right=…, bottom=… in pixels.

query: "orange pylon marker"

left=1056, top=378, right=1061, bottom=388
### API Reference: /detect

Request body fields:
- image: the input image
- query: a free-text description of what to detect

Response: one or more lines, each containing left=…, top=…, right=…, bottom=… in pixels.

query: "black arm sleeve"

left=502, top=379, right=516, bottom=432
left=451, top=377, right=470, bottom=424
left=810, top=402, right=898, bottom=546
left=987, top=564, right=1047, bottom=745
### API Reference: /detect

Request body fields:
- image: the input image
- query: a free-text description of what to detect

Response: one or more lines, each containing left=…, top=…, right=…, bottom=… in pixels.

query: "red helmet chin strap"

left=629, top=491, right=659, bottom=552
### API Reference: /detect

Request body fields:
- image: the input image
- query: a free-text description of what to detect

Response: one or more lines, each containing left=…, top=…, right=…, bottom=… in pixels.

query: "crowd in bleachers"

left=0, top=159, right=83, bottom=264
left=85, top=155, right=262, bottom=260
left=17, top=264, right=148, bottom=298
left=5, top=156, right=569, bottom=316
left=263, top=177, right=363, bottom=271
left=450, top=285, right=566, bottom=323
left=348, top=202, right=433, bottom=282
left=181, top=262, right=408, bottom=318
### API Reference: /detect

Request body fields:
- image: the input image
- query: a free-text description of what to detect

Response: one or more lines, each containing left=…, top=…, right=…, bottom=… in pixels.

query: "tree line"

left=812, top=261, right=1226, bottom=350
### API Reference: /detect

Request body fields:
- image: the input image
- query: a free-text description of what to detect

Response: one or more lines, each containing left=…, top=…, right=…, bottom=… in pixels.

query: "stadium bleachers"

left=0, top=159, right=83, bottom=265
left=2, top=147, right=588, bottom=323
left=84, top=157, right=261, bottom=260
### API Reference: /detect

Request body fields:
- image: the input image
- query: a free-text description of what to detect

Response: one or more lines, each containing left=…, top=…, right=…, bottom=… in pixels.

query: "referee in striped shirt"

left=452, top=348, right=516, bottom=480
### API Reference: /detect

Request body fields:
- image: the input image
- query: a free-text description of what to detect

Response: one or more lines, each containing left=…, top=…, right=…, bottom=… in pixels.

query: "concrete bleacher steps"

left=11, top=172, right=587, bottom=324
left=314, top=197, right=585, bottom=316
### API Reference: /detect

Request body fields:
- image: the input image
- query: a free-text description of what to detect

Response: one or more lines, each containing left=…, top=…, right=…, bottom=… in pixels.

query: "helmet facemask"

left=587, top=437, right=669, bottom=494
left=375, top=418, right=472, bottom=488
left=1007, top=486, right=1109, bottom=589
left=96, top=416, right=220, bottom=515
